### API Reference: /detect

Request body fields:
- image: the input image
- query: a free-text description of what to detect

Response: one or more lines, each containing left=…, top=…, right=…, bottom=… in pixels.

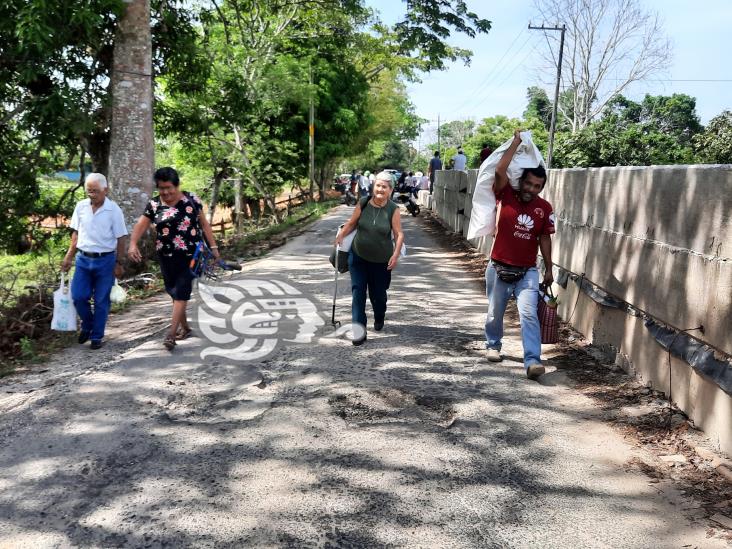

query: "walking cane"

left=331, top=244, right=341, bottom=328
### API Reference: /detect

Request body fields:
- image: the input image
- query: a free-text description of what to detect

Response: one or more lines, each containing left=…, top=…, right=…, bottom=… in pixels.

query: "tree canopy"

left=0, top=0, right=492, bottom=251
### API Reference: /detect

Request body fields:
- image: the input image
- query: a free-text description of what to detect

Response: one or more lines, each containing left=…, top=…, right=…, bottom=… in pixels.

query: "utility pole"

left=528, top=23, right=566, bottom=169
left=308, top=64, right=316, bottom=201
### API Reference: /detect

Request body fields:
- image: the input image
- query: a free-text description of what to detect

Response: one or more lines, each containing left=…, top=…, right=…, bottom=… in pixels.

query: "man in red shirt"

left=479, top=143, right=493, bottom=164
left=485, top=130, right=554, bottom=380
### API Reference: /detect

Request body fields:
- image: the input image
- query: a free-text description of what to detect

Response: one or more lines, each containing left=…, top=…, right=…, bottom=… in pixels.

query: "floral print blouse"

left=143, top=191, right=203, bottom=256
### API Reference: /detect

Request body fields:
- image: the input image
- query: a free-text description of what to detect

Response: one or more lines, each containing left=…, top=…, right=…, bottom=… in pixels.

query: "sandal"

left=163, top=335, right=177, bottom=351
left=176, top=326, right=193, bottom=340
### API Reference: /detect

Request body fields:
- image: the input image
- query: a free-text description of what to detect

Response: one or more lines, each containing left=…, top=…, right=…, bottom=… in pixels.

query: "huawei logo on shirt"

left=516, top=214, right=534, bottom=231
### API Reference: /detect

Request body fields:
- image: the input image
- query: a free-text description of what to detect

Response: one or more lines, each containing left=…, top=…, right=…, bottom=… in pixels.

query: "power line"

left=626, top=79, right=732, bottom=83
left=468, top=31, right=527, bottom=91
left=496, top=44, right=541, bottom=89
left=467, top=43, right=541, bottom=115
left=458, top=37, right=538, bottom=119
left=455, top=34, right=534, bottom=115
left=451, top=29, right=532, bottom=115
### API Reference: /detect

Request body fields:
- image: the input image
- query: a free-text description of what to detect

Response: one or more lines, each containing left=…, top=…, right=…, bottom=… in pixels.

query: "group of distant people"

left=426, top=143, right=494, bottom=193
left=395, top=171, right=429, bottom=196
left=345, top=141, right=497, bottom=199
left=347, top=169, right=429, bottom=199
left=349, top=170, right=373, bottom=198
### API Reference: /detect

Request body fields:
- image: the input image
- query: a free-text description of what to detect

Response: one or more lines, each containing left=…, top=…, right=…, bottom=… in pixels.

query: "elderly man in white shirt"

left=61, top=173, right=128, bottom=349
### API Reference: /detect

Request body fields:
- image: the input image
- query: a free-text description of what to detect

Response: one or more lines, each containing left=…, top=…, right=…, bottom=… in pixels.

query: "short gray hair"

left=85, top=173, right=108, bottom=189
left=375, top=171, right=394, bottom=186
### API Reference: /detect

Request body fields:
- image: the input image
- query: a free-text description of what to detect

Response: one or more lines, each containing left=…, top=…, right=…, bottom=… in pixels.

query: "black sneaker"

left=374, top=320, right=384, bottom=332
left=90, top=340, right=104, bottom=350
left=78, top=330, right=90, bottom=344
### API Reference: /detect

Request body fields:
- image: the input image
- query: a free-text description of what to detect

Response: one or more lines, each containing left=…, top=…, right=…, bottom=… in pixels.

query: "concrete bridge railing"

left=428, top=166, right=732, bottom=455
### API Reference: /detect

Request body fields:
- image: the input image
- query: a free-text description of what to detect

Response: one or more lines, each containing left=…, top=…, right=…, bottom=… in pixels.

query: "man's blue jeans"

left=349, top=250, right=391, bottom=331
left=484, top=263, right=542, bottom=368
left=71, top=253, right=116, bottom=341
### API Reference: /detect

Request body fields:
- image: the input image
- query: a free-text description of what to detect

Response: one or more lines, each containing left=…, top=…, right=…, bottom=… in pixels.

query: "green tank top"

left=352, top=197, right=398, bottom=263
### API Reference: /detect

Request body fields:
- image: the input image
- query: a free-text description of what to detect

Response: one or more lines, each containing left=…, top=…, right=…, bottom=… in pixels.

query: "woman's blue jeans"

left=484, top=263, right=542, bottom=368
left=349, top=250, right=391, bottom=332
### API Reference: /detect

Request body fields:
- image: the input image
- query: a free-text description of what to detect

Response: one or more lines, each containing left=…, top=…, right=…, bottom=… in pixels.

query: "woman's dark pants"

left=349, top=250, right=391, bottom=331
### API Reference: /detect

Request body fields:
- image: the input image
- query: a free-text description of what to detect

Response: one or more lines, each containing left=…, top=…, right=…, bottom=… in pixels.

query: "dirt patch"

left=329, top=387, right=457, bottom=428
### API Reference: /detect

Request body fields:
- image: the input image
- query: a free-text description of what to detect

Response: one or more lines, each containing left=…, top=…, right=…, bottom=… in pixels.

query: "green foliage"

left=461, top=116, right=548, bottom=168
left=377, top=141, right=412, bottom=171
left=19, top=337, right=36, bottom=360
left=524, top=86, right=552, bottom=131
left=438, top=120, right=475, bottom=150
left=342, top=70, right=423, bottom=172
left=553, top=94, right=703, bottom=168
left=693, top=111, right=732, bottom=164
left=0, top=0, right=123, bottom=251
left=0, top=0, right=203, bottom=252
left=1, top=0, right=492, bottom=251
left=392, top=0, right=491, bottom=73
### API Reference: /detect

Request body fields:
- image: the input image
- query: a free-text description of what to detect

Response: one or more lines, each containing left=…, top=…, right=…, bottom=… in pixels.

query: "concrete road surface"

left=0, top=205, right=727, bottom=548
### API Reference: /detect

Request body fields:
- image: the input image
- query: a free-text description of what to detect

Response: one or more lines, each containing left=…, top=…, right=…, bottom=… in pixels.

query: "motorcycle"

left=391, top=182, right=420, bottom=216
left=334, top=182, right=358, bottom=206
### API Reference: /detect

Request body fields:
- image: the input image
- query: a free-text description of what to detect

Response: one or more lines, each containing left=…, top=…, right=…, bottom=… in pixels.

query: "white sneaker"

left=487, top=349, right=502, bottom=362
left=526, top=363, right=545, bottom=380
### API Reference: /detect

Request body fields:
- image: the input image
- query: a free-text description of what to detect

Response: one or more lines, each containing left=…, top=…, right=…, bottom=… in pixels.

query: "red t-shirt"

left=490, top=186, right=555, bottom=267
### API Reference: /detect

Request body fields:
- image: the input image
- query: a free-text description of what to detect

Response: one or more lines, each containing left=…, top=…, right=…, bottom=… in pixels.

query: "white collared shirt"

left=70, top=197, right=128, bottom=253
left=452, top=153, right=467, bottom=171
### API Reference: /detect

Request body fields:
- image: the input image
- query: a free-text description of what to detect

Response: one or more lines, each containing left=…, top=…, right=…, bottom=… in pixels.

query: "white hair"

left=375, top=171, right=394, bottom=186
left=85, top=173, right=108, bottom=189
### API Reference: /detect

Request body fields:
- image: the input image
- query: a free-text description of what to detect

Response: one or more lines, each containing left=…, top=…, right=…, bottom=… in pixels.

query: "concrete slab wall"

left=432, top=165, right=732, bottom=455
left=544, top=165, right=732, bottom=357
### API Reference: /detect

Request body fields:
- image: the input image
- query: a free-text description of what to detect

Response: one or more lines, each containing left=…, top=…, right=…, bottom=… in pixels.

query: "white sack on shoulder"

left=466, top=131, right=546, bottom=240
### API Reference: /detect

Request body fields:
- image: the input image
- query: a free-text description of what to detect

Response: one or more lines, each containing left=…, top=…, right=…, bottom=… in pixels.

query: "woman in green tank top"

left=335, top=171, right=405, bottom=345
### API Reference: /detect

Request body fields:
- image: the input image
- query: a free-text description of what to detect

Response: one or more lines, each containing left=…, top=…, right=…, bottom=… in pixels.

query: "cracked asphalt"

left=0, top=205, right=728, bottom=548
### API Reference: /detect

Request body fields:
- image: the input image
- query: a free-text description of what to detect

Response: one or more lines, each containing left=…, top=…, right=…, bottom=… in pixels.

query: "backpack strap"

left=358, top=196, right=370, bottom=211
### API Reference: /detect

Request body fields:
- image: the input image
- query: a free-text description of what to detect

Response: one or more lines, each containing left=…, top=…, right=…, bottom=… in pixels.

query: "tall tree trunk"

left=108, top=0, right=154, bottom=231
left=232, top=126, right=281, bottom=223
left=208, top=173, right=223, bottom=224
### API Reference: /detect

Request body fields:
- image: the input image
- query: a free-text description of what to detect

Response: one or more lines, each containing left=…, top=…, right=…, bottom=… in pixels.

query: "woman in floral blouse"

left=128, top=167, right=220, bottom=350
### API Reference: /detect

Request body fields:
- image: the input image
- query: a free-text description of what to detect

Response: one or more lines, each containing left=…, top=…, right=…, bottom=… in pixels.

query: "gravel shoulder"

left=0, top=205, right=729, bottom=548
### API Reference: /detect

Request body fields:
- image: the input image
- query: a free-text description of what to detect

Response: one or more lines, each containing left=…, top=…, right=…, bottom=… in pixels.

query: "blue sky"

left=367, top=0, right=732, bottom=127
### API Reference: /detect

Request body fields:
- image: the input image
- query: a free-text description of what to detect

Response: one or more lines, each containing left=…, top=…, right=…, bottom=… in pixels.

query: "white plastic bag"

left=51, top=273, right=77, bottom=331
left=466, top=131, right=546, bottom=240
left=109, top=279, right=127, bottom=304
left=337, top=225, right=357, bottom=252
